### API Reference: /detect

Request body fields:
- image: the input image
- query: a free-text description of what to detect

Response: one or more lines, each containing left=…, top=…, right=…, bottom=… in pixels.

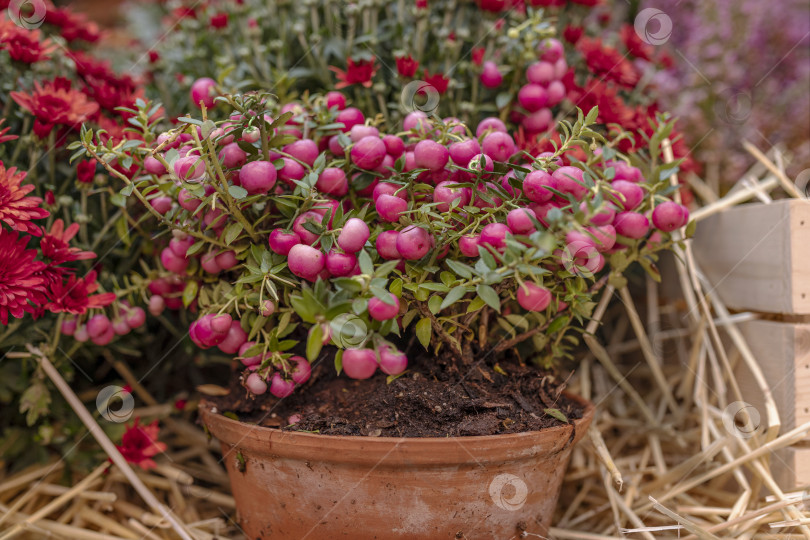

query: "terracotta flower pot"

left=200, top=393, right=594, bottom=539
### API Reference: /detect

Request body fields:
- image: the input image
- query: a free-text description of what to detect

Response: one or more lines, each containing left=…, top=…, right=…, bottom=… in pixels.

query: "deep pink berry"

left=246, top=373, right=267, bottom=395
left=481, top=131, right=516, bottom=162
left=337, top=218, right=370, bottom=253
left=317, top=167, right=348, bottom=196
left=190, top=77, right=217, bottom=109
left=326, top=249, right=357, bottom=276
left=269, top=229, right=301, bottom=255
left=239, top=161, right=277, bottom=195
left=652, top=201, right=689, bottom=232
left=270, top=373, right=296, bottom=398
left=290, top=356, right=311, bottom=385
left=433, top=181, right=472, bottom=212
left=376, top=230, right=401, bottom=260
left=379, top=346, right=408, bottom=376
left=480, top=61, right=503, bottom=88
left=414, top=139, right=450, bottom=172
left=614, top=211, right=650, bottom=239
left=351, top=136, right=386, bottom=170
left=507, top=208, right=537, bottom=234
left=449, top=139, right=481, bottom=168
left=517, top=282, right=551, bottom=312
left=287, top=244, right=325, bottom=280
left=611, top=180, right=644, bottom=210
left=523, top=170, right=556, bottom=203
left=376, top=194, right=408, bottom=222
left=342, top=348, right=378, bottom=380
left=518, top=84, right=549, bottom=112
left=552, top=166, right=588, bottom=199
left=458, top=235, right=480, bottom=257
left=396, top=226, right=431, bottom=260
left=368, top=293, right=400, bottom=321
left=480, top=223, right=511, bottom=250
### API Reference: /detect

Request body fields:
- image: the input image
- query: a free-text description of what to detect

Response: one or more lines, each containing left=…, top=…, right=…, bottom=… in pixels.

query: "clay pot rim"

left=200, top=391, right=594, bottom=466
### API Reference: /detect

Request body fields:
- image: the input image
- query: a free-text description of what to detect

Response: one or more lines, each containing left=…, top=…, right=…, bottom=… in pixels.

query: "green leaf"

left=440, top=286, right=468, bottom=310
left=476, top=284, right=501, bottom=312
left=186, top=241, right=205, bottom=256
left=307, top=325, right=323, bottom=362
left=229, top=185, right=248, bottom=199
left=415, top=318, right=432, bottom=349
left=544, top=408, right=569, bottom=424
left=358, top=250, right=373, bottom=275
left=445, top=259, right=473, bottom=279
left=224, top=222, right=243, bottom=245
left=547, top=315, right=570, bottom=334
left=334, top=349, right=343, bottom=375
left=466, top=296, right=486, bottom=313
left=375, top=259, right=400, bottom=278
left=370, top=286, right=396, bottom=305
left=428, top=295, right=442, bottom=314
left=182, top=281, right=198, bottom=307
left=684, top=219, right=696, bottom=238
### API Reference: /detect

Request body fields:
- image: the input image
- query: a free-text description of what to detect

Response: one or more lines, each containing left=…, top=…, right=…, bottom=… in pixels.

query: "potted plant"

left=77, top=72, right=690, bottom=535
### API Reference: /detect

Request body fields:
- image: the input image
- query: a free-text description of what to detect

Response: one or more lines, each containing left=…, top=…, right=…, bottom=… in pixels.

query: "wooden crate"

left=733, top=319, right=810, bottom=490
left=692, top=200, right=810, bottom=315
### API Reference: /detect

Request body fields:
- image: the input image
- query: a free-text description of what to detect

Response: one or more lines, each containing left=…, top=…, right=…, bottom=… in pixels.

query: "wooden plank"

left=733, top=319, right=810, bottom=490
left=734, top=319, right=810, bottom=436
left=692, top=200, right=810, bottom=314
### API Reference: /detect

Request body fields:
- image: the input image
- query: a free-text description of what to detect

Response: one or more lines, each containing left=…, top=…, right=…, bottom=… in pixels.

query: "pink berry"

left=379, top=346, right=408, bottom=376
left=239, top=161, right=277, bottom=195
left=337, top=218, right=370, bottom=253
left=241, top=127, right=260, bottom=144
left=552, top=166, right=588, bottom=199
left=607, top=161, right=644, bottom=183
left=507, top=208, right=537, bottom=234
left=317, top=168, right=348, bottom=196
left=144, top=156, right=166, bottom=175
left=61, top=316, right=77, bottom=336
left=526, top=61, right=555, bottom=85
left=150, top=196, right=173, bottom=215
left=458, top=235, right=480, bottom=257
left=414, top=139, right=450, bottom=172
left=376, top=230, right=401, bottom=260
left=178, top=189, right=201, bottom=212
left=373, top=182, right=406, bottom=202
left=201, top=252, right=221, bottom=274
left=74, top=325, right=89, bottom=342
left=268, top=229, right=301, bottom=256
left=538, top=38, right=564, bottom=63
left=190, top=77, right=217, bottom=109
left=216, top=250, right=238, bottom=270
left=211, top=314, right=232, bottom=335
left=326, top=249, right=358, bottom=276
left=160, top=247, right=188, bottom=274
left=376, top=194, right=408, bottom=223
left=396, top=226, right=431, bottom=260
left=522, top=108, right=553, bottom=133
left=292, top=211, right=323, bottom=245
left=91, top=326, right=115, bottom=346
left=173, top=156, right=205, bottom=181
left=112, top=319, right=130, bottom=336
left=169, top=236, right=193, bottom=257
left=219, top=143, right=247, bottom=169
left=351, top=136, right=386, bottom=170
left=480, top=61, right=503, bottom=88
left=368, top=293, right=400, bottom=321
left=284, top=139, right=319, bottom=167
left=586, top=225, right=617, bottom=252
left=342, top=348, right=378, bottom=380
left=287, top=244, right=325, bottom=281
left=449, top=139, right=481, bottom=167
left=517, top=282, right=551, bottom=312
left=246, top=373, right=267, bottom=395
left=614, top=211, right=650, bottom=239
left=476, top=117, right=507, bottom=137
left=481, top=131, right=516, bottom=162
left=383, top=134, right=405, bottom=157
left=547, top=81, right=566, bottom=106
left=581, top=201, right=616, bottom=226
left=216, top=321, right=247, bottom=354
left=269, top=373, right=296, bottom=398
left=325, top=91, right=346, bottom=110
left=260, top=300, right=275, bottom=317
left=403, top=111, right=429, bottom=132
left=87, top=314, right=111, bottom=338
left=433, top=181, right=472, bottom=212
left=336, top=107, right=365, bottom=132
left=468, top=154, right=495, bottom=176
left=238, top=341, right=264, bottom=366
left=518, top=84, right=549, bottom=112
left=125, top=306, right=146, bottom=328
left=278, top=157, right=306, bottom=184
left=290, top=356, right=311, bottom=385
left=652, top=202, right=689, bottom=232
left=523, top=170, right=556, bottom=203
left=148, top=295, right=165, bottom=316
left=553, top=58, right=568, bottom=79
left=611, top=180, right=644, bottom=210
left=349, top=125, right=380, bottom=142
left=480, top=223, right=511, bottom=251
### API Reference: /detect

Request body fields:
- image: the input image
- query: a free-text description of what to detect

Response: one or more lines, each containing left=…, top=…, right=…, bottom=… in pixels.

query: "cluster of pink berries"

left=60, top=303, right=147, bottom=346
left=139, top=90, right=689, bottom=394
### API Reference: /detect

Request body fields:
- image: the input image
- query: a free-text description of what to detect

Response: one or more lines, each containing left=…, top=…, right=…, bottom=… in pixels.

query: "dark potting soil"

left=206, top=349, right=584, bottom=437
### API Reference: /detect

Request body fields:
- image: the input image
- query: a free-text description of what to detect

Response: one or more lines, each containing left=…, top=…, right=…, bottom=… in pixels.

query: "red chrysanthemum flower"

left=45, top=6, right=101, bottom=43
left=0, top=229, right=47, bottom=325
left=209, top=13, right=228, bottom=29
left=0, top=119, right=17, bottom=144
left=423, top=71, right=450, bottom=94
left=471, top=47, right=486, bottom=66
left=41, top=219, right=96, bottom=266
left=116, top=419, right=168, bottom=471
left=0, top=161, right=48, bottom=236
left=329, top=58, right=377, bottom=89
left=620, top=24, right=653, bottom=62
left=0, top=17, right=57, bottom=63
left=395, top=55, right=419, bottom=78
left=577, top=37, right=641, bottom=88
left=415, top=0, right=427, bottom=9
left=77, top=160, right=96, bottom=184
left=10, top=78, right=99, bottom=138
left=563, top=25, right=584, bottom=45
left=46, top=270, right=115, bottom=315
